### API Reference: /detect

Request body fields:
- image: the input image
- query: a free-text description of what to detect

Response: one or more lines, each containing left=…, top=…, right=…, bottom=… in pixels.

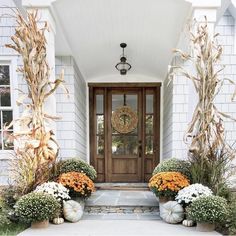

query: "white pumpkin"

left=52, top=217, right=64, bottom=225
left=161, top=201, right=184, bottom=224
left=182, top=219, right=195, bottom=227
left=63, top=200, right=83, bottom=223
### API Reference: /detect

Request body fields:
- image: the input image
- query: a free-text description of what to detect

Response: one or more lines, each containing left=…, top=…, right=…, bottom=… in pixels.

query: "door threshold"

left=95, top=182, right=149, bottom=191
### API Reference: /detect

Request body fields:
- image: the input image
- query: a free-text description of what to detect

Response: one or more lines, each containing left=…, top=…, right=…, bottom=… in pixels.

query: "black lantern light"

left=115, top=43, right=131, bottom=75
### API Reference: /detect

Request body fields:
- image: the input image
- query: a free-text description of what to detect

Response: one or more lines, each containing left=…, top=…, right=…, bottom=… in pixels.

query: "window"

left=0, top=65, right=14, bottom=150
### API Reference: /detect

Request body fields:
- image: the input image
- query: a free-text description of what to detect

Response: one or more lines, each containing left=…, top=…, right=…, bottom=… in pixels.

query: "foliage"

left=187, top=195, right=228, bottom=224
left=149, top=172, right=190, bottom=198
left=34, top=182, right=70, bottom=203
left=0, top=222, right=28, bottom=236
left=1, top=186, right=19, bottom=208
left=175, top=184, right=213, bottom=206
left=5, top=10, right=67, bottom=195
left=152, top=158, right=191, bottom=181
left=57, top=158, right=97, bottom=181
left=58, top=172, right=95, bottom=199
left=189, top=144, right=235, bottom=198
left=226, top=197, right=236, bottom=235
left=14, top=192, right=60, bottom=223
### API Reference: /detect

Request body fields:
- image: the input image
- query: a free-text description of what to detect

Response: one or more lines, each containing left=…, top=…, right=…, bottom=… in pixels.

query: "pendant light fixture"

left=115, top=43, right=132, bottom=75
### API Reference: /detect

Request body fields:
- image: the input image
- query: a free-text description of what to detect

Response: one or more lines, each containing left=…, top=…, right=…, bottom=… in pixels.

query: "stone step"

left=84, top=189, right=159, bottom=219
left=85, top=206, right=159, bottom=214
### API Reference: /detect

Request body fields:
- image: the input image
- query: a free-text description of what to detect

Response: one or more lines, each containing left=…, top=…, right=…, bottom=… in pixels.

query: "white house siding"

left=55, top=56, right=87, bottom=160
left=162, top=10, right=236, bottom=164
left=162, top=57, right=189, bottom=160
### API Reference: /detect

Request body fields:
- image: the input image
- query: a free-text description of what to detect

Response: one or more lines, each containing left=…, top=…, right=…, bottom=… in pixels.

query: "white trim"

left=0, top=56, right=18, bottom=159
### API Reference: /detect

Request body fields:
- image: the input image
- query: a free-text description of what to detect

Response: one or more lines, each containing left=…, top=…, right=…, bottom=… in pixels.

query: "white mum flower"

left=175, top=183, right=213, bottom=205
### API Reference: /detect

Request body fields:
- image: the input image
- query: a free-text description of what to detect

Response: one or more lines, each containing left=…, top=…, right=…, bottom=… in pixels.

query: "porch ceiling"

left=52, top=0, right=191, bottom=80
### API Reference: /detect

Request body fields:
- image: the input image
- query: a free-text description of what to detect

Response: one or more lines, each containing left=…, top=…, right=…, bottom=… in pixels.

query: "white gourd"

left=52, top=217, right=64, bottom=225
left=161, top=201, right=184, bottom=224
left=63, top=200, right=83, bottom=222
left=182, top=219, right=194, bottom=227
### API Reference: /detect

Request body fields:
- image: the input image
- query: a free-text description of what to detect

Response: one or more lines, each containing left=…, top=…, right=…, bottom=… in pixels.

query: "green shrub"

left=14, top=192, right=60, bottom=223
left=187, top=195, right=228, bottom=224
left=153, top=158, right=191, bottom=181
left=227, top=197, right=236, bottom=235
left=57, top=158, right=97, bottom=181
left=1, top=186, right=19, bottom=208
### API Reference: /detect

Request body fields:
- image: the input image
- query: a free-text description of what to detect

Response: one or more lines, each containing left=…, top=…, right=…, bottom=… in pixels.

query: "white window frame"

left=0, top=56, right=18, bottom=159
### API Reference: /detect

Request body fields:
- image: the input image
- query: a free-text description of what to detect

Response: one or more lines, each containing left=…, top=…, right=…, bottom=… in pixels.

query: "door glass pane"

left=145, top=136, right=153, bottom=154
left=96, top=94, right=103, bottom=114
left=146, top=94, right=153, bottom=113
left=0, top=65, right=10, bottom=85
left=146, top=115, right=153, bottom=135
left=96, top=135, right=104, bottom=155
left=0, top=87, right=11, bottom=106
left=112, top=135, right=138, bottom=155
left=112, top=94, right=137, bottom=111
left=96, top=115, right=104, bottom=134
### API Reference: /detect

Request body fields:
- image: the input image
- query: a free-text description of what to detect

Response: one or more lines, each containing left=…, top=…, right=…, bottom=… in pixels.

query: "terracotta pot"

left=31, top=220, right=49, bottom=229
left=196, top=222, right=215, bottom=232
left=159, top=196, right=170, bottom=204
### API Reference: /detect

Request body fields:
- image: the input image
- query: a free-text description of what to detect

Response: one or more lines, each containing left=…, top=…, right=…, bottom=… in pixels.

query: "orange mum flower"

left=149, top=172, right=189, bottom=198
left=58, top=172, right=95, bottom=199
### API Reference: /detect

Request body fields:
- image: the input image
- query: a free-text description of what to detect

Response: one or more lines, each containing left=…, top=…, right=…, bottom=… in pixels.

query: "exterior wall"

left=162, top=10, right=236, bottom=164
left=215, top=10, right=236, bottom=153
left=162, top=57, right=189, bottom=160
left=55, top=56, right=87, bottom=160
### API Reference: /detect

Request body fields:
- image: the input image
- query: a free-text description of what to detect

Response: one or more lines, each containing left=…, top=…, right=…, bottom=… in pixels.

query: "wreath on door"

left=111, top=106, right=138, bottom=134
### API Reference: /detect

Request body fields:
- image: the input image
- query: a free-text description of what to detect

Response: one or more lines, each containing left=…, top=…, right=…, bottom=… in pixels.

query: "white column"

left=22, top=0, right=57, bottom=132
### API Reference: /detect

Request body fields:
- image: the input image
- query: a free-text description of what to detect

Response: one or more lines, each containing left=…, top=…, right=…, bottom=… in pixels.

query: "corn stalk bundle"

left=4, top=10, right=67, bottom=193
left=170, top=18, right=236, bottom=159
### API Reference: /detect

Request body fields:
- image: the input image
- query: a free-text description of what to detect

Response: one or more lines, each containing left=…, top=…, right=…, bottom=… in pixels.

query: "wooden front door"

left=89, top=83, right=161, bottom=183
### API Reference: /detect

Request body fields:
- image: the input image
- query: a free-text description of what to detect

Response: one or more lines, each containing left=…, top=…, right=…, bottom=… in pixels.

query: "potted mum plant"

left=149, top=171, right=190, bottom=204
left=175, top=183, right=213, bottom=207
left=187, top=195, right=228, bottom=232
left=58, top=172, right=95, bottom=201
left=14, top=192, right=61, bottom=228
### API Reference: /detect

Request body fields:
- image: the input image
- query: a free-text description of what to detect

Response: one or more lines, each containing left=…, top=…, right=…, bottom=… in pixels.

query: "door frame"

left=88, top=83, right=161, bottom=182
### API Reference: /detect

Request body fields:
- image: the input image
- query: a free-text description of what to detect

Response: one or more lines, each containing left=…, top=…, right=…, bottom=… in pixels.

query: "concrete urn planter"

left=31, top=219, right=49, bottom=229
left=196, top=222, right=215, bottom=232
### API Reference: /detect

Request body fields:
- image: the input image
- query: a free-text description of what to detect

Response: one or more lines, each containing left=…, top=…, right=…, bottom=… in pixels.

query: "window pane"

left=146, top=115, right=153, bottom=135
left=3, top=130, right=13, bottom=150
left=0, top=87, right=11, bottom=106
left=96, top=135, right=104, bottom=155
left=112, top=135, right=138, bottom=155
left=145, top=136, right=153, bottom=154
left=146, top=94, right=153, bottom=113
left=0, top=65, right=10, bottom=85
left=96, top=115, right=104, bottom=135
left=112, top=94, right=137, bottom=111
left=96, top=95, right=103, bottom=114
left=3, top=111, right=12, bottom=126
